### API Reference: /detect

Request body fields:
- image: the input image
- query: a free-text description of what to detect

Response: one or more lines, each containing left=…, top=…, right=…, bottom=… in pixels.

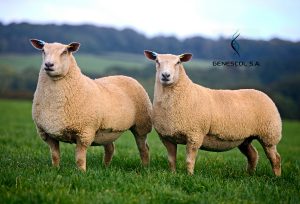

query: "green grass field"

left=0, top=99, right=299, bottom=203
left=0, top=53, right=211, bottom=75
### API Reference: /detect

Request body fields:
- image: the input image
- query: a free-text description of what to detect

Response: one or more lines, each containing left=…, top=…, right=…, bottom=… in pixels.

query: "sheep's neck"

left=38, top=56, right=85, bottom=100
left=64, top=56, right=83, bottom=83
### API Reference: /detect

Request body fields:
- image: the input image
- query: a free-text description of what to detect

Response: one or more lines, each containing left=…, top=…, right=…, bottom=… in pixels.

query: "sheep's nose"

left=45, top=62, right=54, bottom=68
left=162, top=72, right=170, bottom=79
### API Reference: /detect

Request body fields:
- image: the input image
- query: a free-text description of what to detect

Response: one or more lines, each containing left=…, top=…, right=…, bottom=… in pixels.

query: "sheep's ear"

left=144, top=50, right=158, bottom=61
left=30, top=39, right=45, bottom=50
left=67, top=42, right=80, bottom=53
left=179, top=53, right=192, bottom=62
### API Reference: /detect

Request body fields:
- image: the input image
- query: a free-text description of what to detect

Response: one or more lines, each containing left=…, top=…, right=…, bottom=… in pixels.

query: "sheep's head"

left=30, top=39, right=80, bottom=80
left=144, top=50, right=192, bottom=86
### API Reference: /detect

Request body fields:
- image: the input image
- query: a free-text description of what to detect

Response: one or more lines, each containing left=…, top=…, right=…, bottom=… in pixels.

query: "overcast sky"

left=1, top=0, right=299, bottom=41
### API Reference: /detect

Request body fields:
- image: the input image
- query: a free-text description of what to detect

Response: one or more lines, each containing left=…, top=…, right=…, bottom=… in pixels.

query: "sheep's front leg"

left=75, top=142, right=87, bottom=171
left=46, top=137, right=60, bottom=167
left=160, top=136, right=177, bottom=172
left=38, top=128, right=60, bottom=167
left=186, top=138, right=202, bottom=175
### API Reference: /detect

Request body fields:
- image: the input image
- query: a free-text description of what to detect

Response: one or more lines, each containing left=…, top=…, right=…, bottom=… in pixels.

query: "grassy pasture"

left=0, top=99, right=299, bottom=203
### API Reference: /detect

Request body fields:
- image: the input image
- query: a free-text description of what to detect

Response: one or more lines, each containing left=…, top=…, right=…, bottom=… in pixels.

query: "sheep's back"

left=208, top=89, right=281, bottom=142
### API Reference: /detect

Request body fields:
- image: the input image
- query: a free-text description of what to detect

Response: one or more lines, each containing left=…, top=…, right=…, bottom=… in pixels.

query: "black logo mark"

left=231, top=31, right=240, bottom=57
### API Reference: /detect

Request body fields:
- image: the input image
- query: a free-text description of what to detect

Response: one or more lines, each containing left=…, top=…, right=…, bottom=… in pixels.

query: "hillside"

left=0, top=53, right=211, bottom=75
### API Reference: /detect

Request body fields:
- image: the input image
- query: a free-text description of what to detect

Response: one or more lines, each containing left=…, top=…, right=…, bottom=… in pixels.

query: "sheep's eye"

left=176, top=61, right=181, bottom=65
left=155, top=60, right=160, bottom=65
left=42, top=49, right=45, bottom=54
left=61, top=50, right=68, bottom=55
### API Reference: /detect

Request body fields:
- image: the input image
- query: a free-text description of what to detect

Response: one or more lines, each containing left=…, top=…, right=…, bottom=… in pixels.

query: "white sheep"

left=144, top=50, right=282, bottom=176
left=29, top=39, right=152, bottom=171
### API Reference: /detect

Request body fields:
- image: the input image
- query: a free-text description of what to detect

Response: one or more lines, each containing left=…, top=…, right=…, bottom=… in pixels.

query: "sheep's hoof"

left=51, top=157, right=60, bottom=167
left=247, top=167, right=256, bottom=175
left=78, top=166, right=86, bottom=172
left=169, top=167, right=176, bottom=172
left=274, top=168, right=281, bottom=177
left=103, top=161, right=111, bottom=167
left=142, top=160, right=150, bottom=167
left=52, top=163, right=59, bottom=168
left=77, top=163, right=86, bottom=172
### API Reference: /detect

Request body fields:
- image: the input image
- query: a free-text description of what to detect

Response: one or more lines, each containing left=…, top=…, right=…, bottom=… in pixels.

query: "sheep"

left=144, top=50, right=282, bottom=176
left=29, top=39, right=152, bottom=171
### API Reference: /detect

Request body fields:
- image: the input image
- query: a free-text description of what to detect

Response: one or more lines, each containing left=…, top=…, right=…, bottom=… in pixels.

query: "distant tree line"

left=1, top=22, right=300, bottom=60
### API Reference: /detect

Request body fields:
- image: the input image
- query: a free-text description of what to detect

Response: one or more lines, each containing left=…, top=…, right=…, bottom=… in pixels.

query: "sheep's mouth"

left=161, top=78, right=170, bottom=82
left=44, top=68, right=63, bottom=79
left=44, top=67, right=54, bottom=72
left=160, top=79, right=173, bottom=86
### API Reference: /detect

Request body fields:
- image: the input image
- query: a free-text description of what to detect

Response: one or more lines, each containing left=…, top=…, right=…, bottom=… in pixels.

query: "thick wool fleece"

left=153, top=65, right=281, bottom=150
left=33, top=54, right=152, bottom=146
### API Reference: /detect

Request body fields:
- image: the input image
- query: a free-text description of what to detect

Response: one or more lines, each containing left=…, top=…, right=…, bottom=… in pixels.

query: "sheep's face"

left=144, top=51, right=192, bottom=86
left=30, top=39, right=80, bottom=80
left=155, top=54, right=181, bottom=86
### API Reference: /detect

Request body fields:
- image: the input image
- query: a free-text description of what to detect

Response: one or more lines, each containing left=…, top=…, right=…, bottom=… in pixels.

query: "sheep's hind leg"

left=132, top=130, right=150, bottom=166
left=75, top=142, right=87, bottom=172
left=261, top=144, right=281, bottom=176
left=238, top=139, right=258, bottom=174
left=103, top=143, right=115, bottom=166
left=159, top=136, right=177, bottom=172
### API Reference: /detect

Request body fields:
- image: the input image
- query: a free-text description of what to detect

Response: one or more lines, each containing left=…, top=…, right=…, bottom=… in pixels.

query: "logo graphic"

left=212, top=30, right=260, bottom=68
left=231, top=31, right=240, bottom=57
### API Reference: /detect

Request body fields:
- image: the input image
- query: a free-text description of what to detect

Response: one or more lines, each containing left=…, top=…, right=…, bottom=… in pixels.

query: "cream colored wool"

left=30, top=40, right=152, bottom=171
left=145, top=51, right=282, bottom=176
